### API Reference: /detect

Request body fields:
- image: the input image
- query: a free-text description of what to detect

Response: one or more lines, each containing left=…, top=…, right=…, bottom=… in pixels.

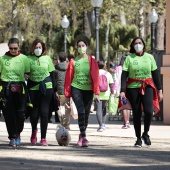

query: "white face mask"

left=134, top=44, right=143, bottom=53
left=34, top=48, right=42, bottom=56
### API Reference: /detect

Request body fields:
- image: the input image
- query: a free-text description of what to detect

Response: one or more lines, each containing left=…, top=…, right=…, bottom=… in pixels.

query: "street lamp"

left=91, top=0, right=103, bottom=61
left=61, top=15, right=69, bottom=53
left=149, top=8, right=158, bottom=52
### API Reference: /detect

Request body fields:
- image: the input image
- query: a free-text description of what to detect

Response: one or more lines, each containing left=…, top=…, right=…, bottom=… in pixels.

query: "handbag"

left=108, top=95, right=119, bottom=115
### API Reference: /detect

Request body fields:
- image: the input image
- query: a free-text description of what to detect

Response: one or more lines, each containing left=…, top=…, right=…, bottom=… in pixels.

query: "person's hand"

left=158, top=90, right=163, bottom=102
left=119, top=92, right=126, bottom=100
left=95, top=94, right=100, bottom=102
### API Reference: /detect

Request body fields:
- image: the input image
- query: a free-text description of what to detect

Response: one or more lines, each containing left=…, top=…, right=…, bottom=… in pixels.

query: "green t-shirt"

left=0, top=54, right=30, bottom=82
left=123, top=52, right=157, bottom=88
left=71, top=56, right=92, bottom=90
left=27, top=55, right=55, bottom=90
left=99, top=69, right=114, bottom=100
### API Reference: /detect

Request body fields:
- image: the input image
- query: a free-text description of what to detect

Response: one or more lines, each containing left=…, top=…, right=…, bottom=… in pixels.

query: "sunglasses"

left=9, top=47, right=18, bottom=50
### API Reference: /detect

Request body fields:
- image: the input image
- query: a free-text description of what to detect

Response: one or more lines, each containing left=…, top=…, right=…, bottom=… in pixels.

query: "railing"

left=107, top=50, right=165, bottom=121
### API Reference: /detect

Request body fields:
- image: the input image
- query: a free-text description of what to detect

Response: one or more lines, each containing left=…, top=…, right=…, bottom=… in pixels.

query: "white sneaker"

left=97, top=126, right=104, bottom=132
left=122, top=124, right=128, bottom=129
left=101, top=124, right=106, bottom=130
left=126, top=122, right=130, bottom=128
left=126, top=123, right=130, bottom=128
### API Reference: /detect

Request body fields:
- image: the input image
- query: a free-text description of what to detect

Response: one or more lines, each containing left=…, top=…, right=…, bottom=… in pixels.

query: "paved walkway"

left=0, top=113, right=170, bottom=170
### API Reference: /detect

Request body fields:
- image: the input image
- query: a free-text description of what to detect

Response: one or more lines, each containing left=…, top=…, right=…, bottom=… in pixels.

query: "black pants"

left=3, top=92, right=26, bottom=139
left=71, top=86, right=93, bottom=137
left=29, top=89, right=53, bottom=139
left=126, top=86, right=153, bottom=139
left=48, top=111, right=60, bottom=123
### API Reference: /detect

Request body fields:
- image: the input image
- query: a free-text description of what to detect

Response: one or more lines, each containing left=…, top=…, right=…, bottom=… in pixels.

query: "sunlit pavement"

left=0, top=113, right=170, bottom=170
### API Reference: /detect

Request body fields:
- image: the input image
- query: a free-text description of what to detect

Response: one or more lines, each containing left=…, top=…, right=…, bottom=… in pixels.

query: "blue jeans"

left=71, top=86, right=93, bottom=137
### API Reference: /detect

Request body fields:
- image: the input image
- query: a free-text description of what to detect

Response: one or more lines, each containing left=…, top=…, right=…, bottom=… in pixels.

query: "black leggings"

left=126, top=86, right=153, bottom=139
left=29, top=89, right=53, bottom=139
left=71, top=86, right=93, bottom=137
left=3, top=93, right=26, bottom=139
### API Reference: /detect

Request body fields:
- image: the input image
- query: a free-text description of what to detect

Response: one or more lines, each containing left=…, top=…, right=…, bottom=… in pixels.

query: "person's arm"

left=119, top=70, right=128, bottom=99
left=64, top=60, right=74, bottom=98
left=151, top=69, right=163, bottom=102
left=151, top=69, right=162, bottom=90
left=120, top=70, right=128, bottom=92
left=50, top=71, right=57, bottom=92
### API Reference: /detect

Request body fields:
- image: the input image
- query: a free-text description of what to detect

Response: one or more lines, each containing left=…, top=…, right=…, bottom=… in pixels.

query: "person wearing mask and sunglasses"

left=0, top=38, right=30, bottom=147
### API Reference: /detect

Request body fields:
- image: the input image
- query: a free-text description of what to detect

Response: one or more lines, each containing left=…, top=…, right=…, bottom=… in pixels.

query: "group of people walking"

left=0, top=36, right=163, bottom=148
left=0, top=38, right=56, bottom=147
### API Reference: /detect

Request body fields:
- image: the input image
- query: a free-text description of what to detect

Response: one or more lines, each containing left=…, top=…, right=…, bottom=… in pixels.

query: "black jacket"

left=54, top=62, right=68, bottom=95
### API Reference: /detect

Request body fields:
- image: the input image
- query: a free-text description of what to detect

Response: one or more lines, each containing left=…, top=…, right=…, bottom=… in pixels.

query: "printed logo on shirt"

left=74, top=61, right=80, bottom=67
left=5, top=60, right=10, bottom=66
left=133, top=60, right=138, bottom=65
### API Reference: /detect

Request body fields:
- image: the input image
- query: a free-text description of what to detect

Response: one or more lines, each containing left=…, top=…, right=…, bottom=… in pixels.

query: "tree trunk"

left=119, top=7, right=126, bottom=25
left=104, top=10, right=111, bottom=62
left=72, top=2, right=78, bottom=29
left=84, top=11, right=91, bottom=39
left=156, top=13, right=165, bottom=50
left=11, top=0, right=18, bottom=38
left=139, top=0, right=145, bottom=39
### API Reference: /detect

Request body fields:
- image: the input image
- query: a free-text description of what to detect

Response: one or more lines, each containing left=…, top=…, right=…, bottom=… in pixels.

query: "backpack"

left=99, top=71, right=108, bottom=92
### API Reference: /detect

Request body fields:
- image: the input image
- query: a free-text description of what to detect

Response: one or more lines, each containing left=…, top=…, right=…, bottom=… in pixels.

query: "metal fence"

left=108, top=50, right=165, bottom=121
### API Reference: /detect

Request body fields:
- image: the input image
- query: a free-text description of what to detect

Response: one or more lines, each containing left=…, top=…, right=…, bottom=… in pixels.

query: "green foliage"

left=0, top=0, right=167, bottom=60
left=149, top=0, right=166, bottom=14
left=109, top=24, right=138, bottom=51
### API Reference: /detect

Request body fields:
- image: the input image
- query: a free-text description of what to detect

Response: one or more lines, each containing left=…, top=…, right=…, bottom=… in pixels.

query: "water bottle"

left=122, top=97, right=127, bottom=105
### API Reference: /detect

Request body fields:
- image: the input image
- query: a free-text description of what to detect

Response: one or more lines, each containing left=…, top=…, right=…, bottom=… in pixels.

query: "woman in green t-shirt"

left=64, top=39, right=100, bottom=147
left=27, top=39, right=55, bottom=146
left=0, top=38, right=30, bottom=147
left=119, top=37, right=163, bottom=148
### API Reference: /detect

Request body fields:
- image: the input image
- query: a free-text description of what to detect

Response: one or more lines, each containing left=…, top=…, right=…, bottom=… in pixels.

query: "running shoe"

left=9, top=139, right=16, bottom=148
left=77, top=134, right=83, bottom=146
left=82, top=137, right=89, bottom=147
left=97, top=126, right=104, bottom=132
left=141, top=133, right=151, bottom=145
left=97, top=124, right=106, bottom=132
left=31, top=129, right=38, bottom=144
left=134, top=138, right=142, bottom=148
left=126, top=122, right=130, bottom=128
left=122, top=124, right=128, bottom=129
left=16, top=136, right=21, bottom=146
left=102, top=124, right=106, bottom=130
left=40, top=138, right=48, bottom=146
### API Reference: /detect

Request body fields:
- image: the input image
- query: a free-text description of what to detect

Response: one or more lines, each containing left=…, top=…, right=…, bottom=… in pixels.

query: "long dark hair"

left=97, top=60, right=105, bottom=69
left=30, top=38, right=47, bottom=55
left=76, top=39, right=88, bottom=46
left=129, top=37, right=146, bottom=53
